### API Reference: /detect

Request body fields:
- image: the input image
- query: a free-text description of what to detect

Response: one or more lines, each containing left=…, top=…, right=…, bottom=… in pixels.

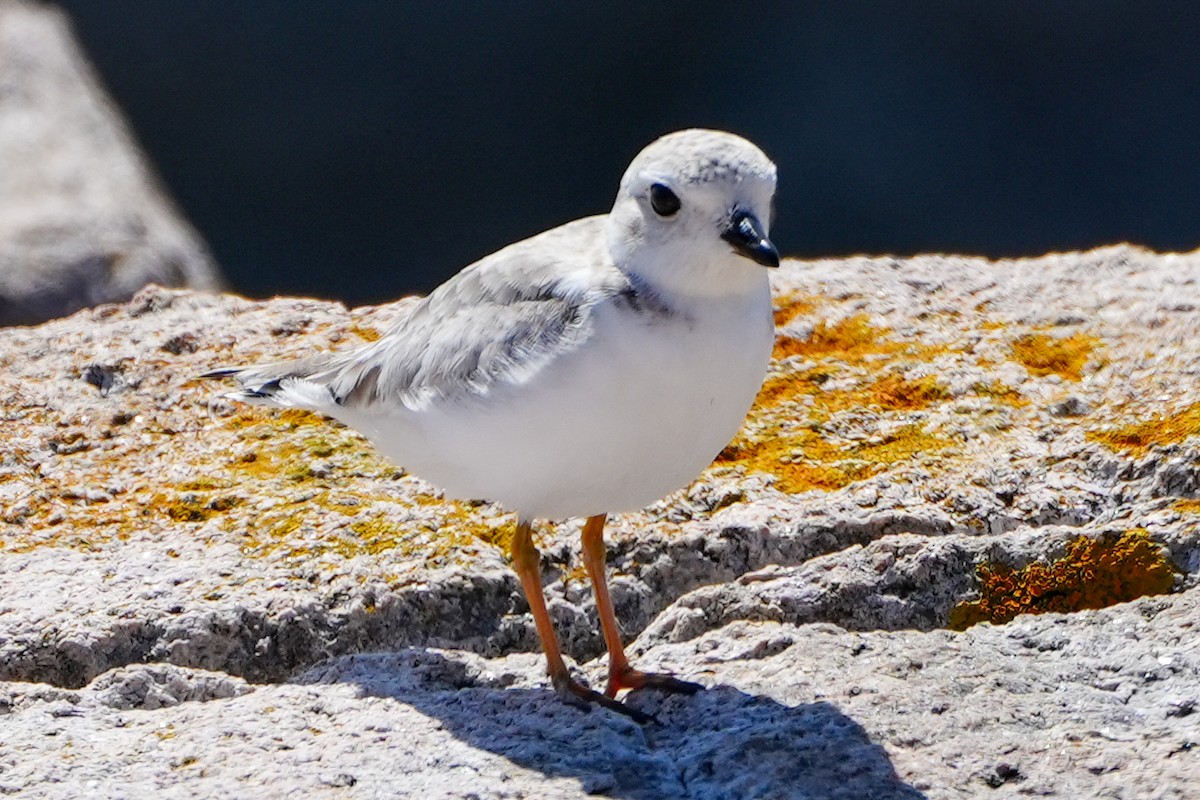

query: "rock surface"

left=0, top=1, right=222, bottom=327
left=1, top=245, right=1198, bottom=797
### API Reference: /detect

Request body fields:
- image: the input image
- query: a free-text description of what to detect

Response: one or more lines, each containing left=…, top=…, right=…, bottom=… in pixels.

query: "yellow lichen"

left=772, top=293, right=822, bottom=329
left=155, top=492, right=241, bottom=523
left=755, top=370, right=947, bottom=416
left=862, top=373, right=948, bottom=411
left=716, top=309, right=967, bottom=492
left=345, top=516, right=408, bottom=557
left=1010, top=332, right=1098, bottom=381
left=949, top=529, right=1177, bottom=630
left=277, top=408, right=326, bottom=428
left=718, top=424, right=952, bottom=494
left=176, top=477, right=225, bottom=492
left=1087, top=403, right=1200, bottom=455
left=1173, top=498, right=1200, bottom=515
left=304, top=437, right=336, bottom=458
left=970, top=380, right=1028, bottom=406
left=470, top=517, right=515, bottom=559
left=774, top=314, right=902, bottom=362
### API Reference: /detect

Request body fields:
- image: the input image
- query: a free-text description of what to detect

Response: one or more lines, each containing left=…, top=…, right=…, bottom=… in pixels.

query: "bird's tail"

left=200, top=356, right=339, bottom=409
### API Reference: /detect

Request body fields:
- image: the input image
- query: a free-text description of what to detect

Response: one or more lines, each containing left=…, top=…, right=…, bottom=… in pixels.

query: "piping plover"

left=205, top=129, right=779, bottom=722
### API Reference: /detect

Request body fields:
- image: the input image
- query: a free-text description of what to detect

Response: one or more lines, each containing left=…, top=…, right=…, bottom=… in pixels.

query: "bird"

left=203, top=128, right=779, bottom=722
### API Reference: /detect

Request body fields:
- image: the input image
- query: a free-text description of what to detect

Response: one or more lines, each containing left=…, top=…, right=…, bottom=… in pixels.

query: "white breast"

left=339, top=280, right=774, bottom=520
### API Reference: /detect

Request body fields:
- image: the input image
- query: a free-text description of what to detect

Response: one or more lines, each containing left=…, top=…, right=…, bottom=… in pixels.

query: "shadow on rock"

left=295, top=649, right=926, bottom=800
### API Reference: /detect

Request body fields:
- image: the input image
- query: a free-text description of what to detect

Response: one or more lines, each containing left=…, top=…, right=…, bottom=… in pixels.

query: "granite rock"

left=1, top=244, right=1199, bottom=796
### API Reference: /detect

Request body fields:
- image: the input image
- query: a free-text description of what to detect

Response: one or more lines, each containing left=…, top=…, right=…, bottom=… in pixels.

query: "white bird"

left=204, top=129, right=779, bottom=722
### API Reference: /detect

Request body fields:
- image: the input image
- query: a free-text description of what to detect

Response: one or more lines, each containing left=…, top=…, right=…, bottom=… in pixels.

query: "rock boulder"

left=0, top=1, right=222, bottom=327
left=0, top=245, right=1197, bottom=796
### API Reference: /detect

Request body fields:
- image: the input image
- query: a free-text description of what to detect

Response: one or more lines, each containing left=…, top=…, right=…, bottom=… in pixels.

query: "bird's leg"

left=580, top=514, right=703, bottom=698
left=509, top=517, right=653, bottom=723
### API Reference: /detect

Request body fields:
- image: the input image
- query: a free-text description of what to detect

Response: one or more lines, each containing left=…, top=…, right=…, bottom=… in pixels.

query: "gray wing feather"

left=207, top=217, right=626, bottom=411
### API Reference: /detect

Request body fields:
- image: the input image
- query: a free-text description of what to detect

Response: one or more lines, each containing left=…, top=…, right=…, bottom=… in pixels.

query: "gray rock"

left=1050, top=394, right=1092, bottom=417
left=88, top=663, right=252, bottom=710
left=0, top=1, right=222, bottom=326
left=0, top=590, right=1196, bottom=798
left=1, top=244, right=1199, bottom=796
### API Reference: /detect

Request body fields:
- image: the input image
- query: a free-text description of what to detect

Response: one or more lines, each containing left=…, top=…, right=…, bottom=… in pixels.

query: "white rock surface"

left=1, top=589, right=1195, bottom=798
left=1, top=245, right=1199, bottom=796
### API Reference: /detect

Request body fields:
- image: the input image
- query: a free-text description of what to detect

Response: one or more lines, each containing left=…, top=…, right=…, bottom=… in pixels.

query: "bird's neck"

left=620, top=247, right=769, bottom=303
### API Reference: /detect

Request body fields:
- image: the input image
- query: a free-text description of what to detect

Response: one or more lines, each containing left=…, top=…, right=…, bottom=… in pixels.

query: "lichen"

left=772, top=293, right=822, bottom=328
left=862, top=374, right=948, bottom=411
left=1010, top=332, right=1099, bottom=381
left=773, top=314, right=903, bottom=362
left=158, top=492, right=241, bottom=523
left=277, top=409, right=326, bottom=427
left=949, top=529, right=1178, bottom=630
left=970, top=380, right=1028, bottom=407
left=348, top=325, right=382, bottom=342
left=1087, top=403, right=1200, bottom=455
left=1172, top=498, right=1200, bottom=515
left=716, top=311, right=968, bottom=493
left=718, top=423, right=952, bottom=494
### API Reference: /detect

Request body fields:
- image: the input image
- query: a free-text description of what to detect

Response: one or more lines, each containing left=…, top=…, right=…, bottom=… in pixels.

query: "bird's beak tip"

left=721, top=208, right=779, bottom=268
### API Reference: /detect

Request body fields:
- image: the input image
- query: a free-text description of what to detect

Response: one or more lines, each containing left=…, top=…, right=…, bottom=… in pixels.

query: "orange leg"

left=580, top=514, right=702, bottom=698
left=509, top=518, right=653, bottom=723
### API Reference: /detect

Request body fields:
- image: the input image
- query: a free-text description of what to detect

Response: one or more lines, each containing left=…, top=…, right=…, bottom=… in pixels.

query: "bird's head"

left=606, top=129, right=778, bottom=299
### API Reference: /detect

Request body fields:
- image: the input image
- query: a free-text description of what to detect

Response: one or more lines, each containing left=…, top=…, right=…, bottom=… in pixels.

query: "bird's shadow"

left=294, top=649, right=927, bottom=800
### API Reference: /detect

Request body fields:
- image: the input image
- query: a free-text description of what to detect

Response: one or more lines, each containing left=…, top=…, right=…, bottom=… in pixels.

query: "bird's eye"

left=649, top=183, right=681, bottom=217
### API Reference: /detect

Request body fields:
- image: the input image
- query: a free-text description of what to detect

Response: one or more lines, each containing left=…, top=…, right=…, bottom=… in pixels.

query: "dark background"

left=60, top=1, right=1200, bottom=306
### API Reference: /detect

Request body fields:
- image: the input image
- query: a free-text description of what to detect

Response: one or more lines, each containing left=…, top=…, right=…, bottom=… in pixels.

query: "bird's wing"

left=205, top=216, right=630, bottom=412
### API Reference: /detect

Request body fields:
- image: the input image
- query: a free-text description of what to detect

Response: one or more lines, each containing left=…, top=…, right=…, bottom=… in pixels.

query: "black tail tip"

left=200, top=367, right=242, bottom=380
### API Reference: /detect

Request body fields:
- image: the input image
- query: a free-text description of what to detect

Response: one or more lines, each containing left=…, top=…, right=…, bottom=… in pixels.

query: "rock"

left=0, top=245, right=1198, bottom=796
left=1, top=591, right=1196, bottom=798
left=1050, top=394, right=1092, bottom=417
left=88, top=663, right=252, bottom=710
left=0, top=2, right=222, bottom=327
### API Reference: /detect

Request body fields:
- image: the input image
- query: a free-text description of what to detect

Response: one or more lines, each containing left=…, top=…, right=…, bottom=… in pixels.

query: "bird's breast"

left=368, top=282, right=774, bottom=519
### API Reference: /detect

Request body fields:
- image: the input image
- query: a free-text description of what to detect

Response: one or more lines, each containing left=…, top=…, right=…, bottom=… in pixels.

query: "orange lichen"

left=227, top=442, right=306, bottom=481
left=772, top=294, right=821, bottom=328
left=349, top=325, right=383, bottom=342
left=865, top=374, right=948, bottom=411
left=1173, top=498, right=1200, bottom=515
left=949, top=529, right=1178, bottom=630
left=1087, top=403, right=1200, bottom=455
left=773, top=315, right=901, bottom=362
left=753, top=367, right=835, bottom=408
left=718, top=424, right=952, bottom=494
left=754, top=370, right=946, bottom=416
left=718, top=307, right=967, bottom=492
left=1010, top=332, right=1099, bottom=381
left=970, top=380, right=1028, bottom=407
left=718, top=428, right=848, bottom=493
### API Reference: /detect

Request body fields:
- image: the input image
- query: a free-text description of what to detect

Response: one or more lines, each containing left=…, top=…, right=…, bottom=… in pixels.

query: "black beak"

left=721, top=207, right=779, bottom=268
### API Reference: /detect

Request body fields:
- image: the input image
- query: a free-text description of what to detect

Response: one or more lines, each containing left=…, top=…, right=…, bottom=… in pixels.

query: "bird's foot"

left=551, top=672, right=657, bottom=724
left=605, top=665, right=704, bottom=698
